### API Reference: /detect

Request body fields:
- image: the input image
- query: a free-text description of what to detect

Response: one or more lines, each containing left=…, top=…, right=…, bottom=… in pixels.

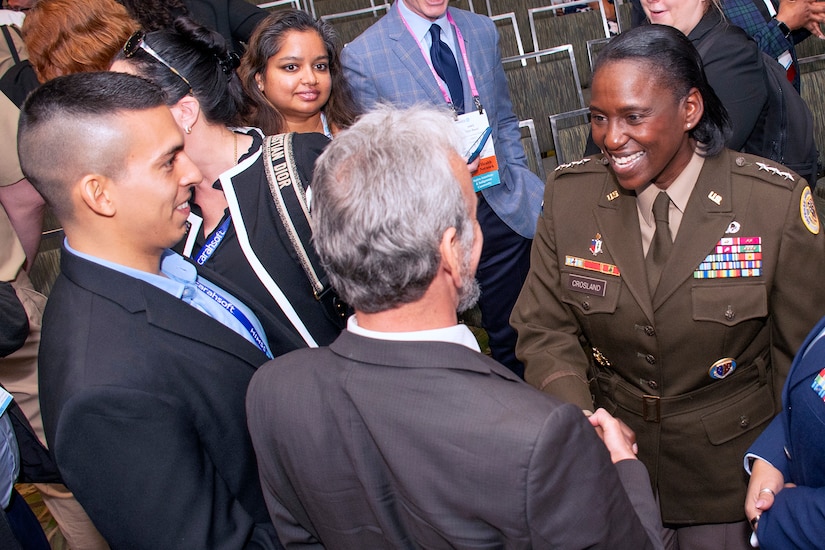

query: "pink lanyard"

left=398, top=6, right=483, bottom=113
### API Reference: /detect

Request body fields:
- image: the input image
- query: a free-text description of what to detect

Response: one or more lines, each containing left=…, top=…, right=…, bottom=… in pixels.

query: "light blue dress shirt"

left=398, top=0, right=459, bottom=59
left=65, top=242, right=272, bottom=358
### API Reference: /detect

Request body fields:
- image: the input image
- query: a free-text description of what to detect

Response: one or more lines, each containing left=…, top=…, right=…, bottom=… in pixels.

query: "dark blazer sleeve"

left=55, top=386, right=277, bottom=550
left=225, top=0, right=268, bottom=44
left=0, top=281, right=27, bottom=357
left=247, top=364, right=323, bottom=549
left=526, top=403, right=661, bottom=549
left=757, top=486, right=825, bottom=549
left=699, top=28, right=768, bottom=150
left=184, top=0, right=267, bottom=51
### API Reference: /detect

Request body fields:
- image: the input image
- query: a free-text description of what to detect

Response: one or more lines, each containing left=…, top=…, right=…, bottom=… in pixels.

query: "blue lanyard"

left=194, top=216, right=232, bottom=266
left=194, top=280, right=272, bottom=358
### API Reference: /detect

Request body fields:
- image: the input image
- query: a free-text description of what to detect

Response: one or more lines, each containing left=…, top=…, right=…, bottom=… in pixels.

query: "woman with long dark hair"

left=112, top=18, right=345, bottom=349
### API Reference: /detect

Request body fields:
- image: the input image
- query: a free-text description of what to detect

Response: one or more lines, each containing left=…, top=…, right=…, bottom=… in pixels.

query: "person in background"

left=238, top=9, right=359, bottom=137
left=0, top=12, right=40, bottom=271
left=639, top=0, right=818, bottom=185
left=247, top=105, right=664, bottom=549
left=743, top=313, right=825, bottom=549
left=512, top=24, right=825, bottom=550
left=21, top=0, right=138, bottom=82
left=0, top=279, right=49, bottom=550
left=114, top=0, right=267, bottom=54
left=631, top=0, right=825, bottom=92
left=341, top=0, right=545, bottom=378
left=19, top=70, right=299, bottom=549
left=112, top=18, right=346, bottom=347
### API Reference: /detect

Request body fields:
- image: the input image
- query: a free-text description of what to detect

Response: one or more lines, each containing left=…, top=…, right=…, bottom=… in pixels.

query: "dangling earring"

left=184, top=125, right=192, bottom=135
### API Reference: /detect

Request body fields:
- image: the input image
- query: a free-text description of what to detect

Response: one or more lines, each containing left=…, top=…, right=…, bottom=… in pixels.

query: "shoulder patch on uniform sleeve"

left=730, top=154, right=797, bottom=190
left=801, top=186, right=820, bottom=235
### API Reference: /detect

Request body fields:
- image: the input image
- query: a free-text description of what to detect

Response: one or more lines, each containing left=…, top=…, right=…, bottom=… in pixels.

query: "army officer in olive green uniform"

left=511, top=26, right=825, bottom=550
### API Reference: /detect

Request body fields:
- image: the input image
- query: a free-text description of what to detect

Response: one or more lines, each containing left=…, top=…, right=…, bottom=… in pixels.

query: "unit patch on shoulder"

left=801, top=186, right=820, bottom=235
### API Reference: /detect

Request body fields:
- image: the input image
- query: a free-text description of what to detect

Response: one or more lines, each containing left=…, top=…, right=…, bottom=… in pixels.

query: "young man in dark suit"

left=246, top=105, right=664, bottom=549
left=17, top=71, right=302, bottom=549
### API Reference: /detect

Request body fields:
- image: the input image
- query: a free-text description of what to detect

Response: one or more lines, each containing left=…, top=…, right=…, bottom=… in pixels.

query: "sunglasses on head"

left=123, top=31, right=193, bottom=95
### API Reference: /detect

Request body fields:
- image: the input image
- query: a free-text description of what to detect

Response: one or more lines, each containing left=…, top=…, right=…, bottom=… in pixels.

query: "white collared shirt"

left=347, top=315, right=481, bottom=352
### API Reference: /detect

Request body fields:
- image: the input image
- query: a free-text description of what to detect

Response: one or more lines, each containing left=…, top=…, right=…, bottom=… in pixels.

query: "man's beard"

left=456, top=246, right=481, bottom=313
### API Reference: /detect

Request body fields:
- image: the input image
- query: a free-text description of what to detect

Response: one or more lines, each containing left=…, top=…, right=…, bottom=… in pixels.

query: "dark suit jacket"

left=185, top=0, right=267, bottom=54
left=512, top=150, right=825, bottom=523
left=247, top=330, right=663, bottom=549
left=0, top=280, right=26, bottom=357
left=39, top=249, right=303, bottom=549
left=748, top=315, right=825, bottom=549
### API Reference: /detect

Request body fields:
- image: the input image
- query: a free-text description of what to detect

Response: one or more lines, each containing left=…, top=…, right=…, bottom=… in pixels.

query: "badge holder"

left=456, top=108, right=500, bottom=192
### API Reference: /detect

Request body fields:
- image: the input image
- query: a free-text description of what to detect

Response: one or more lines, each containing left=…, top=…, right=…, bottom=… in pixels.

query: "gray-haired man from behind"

left=246, top=105, right=665, bottom=549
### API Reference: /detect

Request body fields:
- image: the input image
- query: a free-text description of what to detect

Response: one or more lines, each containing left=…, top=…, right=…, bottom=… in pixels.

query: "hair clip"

left=218, top=51, right=241, bottom=78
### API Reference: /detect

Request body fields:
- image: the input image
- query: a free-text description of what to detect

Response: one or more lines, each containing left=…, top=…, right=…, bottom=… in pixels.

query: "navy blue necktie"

left=429, top=24, right=464, bottom=114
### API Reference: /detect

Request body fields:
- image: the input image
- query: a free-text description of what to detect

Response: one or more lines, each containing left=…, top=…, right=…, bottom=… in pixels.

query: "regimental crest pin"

left=590, top=233, right=603, bottom=256
left=709, top=358, right=737, bottom=380
left=725, top=221, right=741, bottom=234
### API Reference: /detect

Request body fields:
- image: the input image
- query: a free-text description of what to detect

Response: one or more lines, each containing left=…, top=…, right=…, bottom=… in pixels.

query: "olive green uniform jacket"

left=512, top=150, right=825, bottom=524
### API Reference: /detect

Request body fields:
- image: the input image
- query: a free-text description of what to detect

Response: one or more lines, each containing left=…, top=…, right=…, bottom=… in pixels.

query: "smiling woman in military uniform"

left=511, top=24, right=825, bottom=550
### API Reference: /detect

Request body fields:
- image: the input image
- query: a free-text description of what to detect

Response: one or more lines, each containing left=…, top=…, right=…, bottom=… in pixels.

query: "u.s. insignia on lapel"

left=590, top=233, right=603, bottom=256
left=694, top=237, right=762, bottom=278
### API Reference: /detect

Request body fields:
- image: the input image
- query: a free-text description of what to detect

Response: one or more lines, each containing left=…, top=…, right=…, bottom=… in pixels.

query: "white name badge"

left=778, top=50, right=793, bottom=70
left=456, top=110, right=501, bottom=192
left=0, top=387, right=11, bottom=416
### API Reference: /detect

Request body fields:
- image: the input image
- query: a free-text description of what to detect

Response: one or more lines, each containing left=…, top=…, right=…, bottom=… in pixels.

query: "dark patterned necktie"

left=645, top=191, right=673, bottom=292
left=429, top=24, right=464, bottom=114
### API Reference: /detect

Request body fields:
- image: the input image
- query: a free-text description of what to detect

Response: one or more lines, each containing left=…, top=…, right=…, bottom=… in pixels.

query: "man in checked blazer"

left=341, top=0, right=544, bottom=377
left=246, top=106, right=664, bottom=549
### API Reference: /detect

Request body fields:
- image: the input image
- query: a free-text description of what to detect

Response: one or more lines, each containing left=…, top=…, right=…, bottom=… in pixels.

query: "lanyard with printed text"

left=194, top=279, right=272, bottom=358
left=398, top=6, right=483, bottom=114
left=194, top=216, right=232, bottom=266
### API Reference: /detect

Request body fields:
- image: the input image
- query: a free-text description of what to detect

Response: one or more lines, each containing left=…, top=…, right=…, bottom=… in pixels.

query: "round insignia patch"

left=800, top=187, right=820, bottom=235
left=709, top=358, right=737, bottom=380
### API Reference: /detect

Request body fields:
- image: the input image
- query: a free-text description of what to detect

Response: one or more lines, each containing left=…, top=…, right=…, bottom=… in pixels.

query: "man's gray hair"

left=311, top=104, right=474, bottom=313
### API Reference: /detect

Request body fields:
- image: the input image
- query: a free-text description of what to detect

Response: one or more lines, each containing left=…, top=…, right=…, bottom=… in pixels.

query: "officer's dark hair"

left=594, top=24, right=731, bottom=157
left=114, top=16, right=245, bottom=127
left=18, top=71, right=165, bottom=222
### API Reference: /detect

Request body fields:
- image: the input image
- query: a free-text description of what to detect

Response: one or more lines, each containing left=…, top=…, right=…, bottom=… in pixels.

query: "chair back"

left=549, top=107, right=591, bottom=165
left=503, top=45, right=585, bottom=154
left=519, top=119, right=546, bottom=182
